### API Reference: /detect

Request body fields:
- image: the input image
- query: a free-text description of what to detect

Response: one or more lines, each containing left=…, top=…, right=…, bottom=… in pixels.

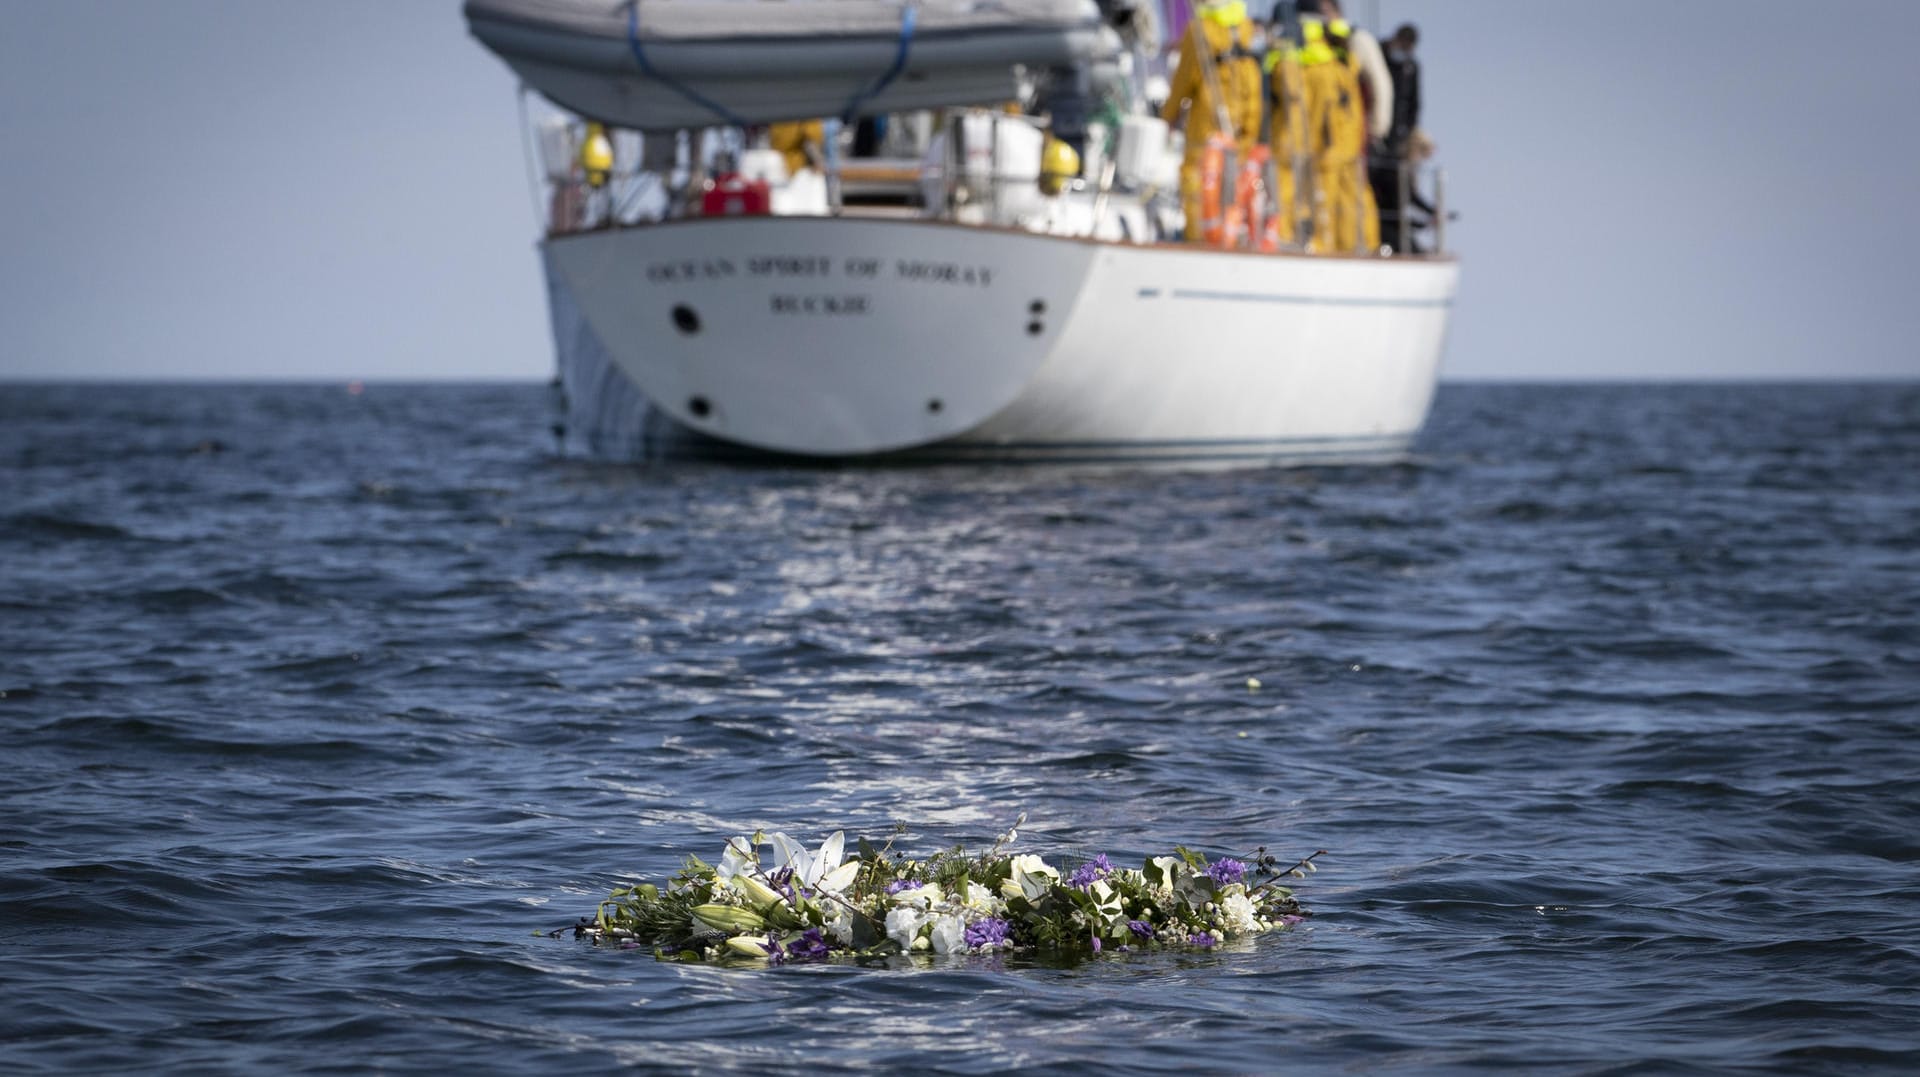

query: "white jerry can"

left=536, top=116, right=579, bottom=182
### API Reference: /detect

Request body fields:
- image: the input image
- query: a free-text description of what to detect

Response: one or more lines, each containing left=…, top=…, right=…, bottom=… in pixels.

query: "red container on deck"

left=701, top=174, right=771, bottom=216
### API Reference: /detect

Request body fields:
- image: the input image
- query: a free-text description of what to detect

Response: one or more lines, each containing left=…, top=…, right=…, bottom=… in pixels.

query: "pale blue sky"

left=2, top=0, right=1917, bottom=381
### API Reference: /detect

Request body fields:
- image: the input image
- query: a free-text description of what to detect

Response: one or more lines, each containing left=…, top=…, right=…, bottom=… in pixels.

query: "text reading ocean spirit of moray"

left=645, top=257, right=994, bottom=287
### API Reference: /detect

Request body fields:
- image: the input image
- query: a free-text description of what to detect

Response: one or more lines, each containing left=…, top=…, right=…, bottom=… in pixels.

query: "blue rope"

left=626, top=1, right=751, bottom=129
left=840, top=5, right=917, bottom=124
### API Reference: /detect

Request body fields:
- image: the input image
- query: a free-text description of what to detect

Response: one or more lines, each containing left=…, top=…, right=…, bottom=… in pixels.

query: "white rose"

left=929, top=914, right=968, bottom=954
left=886, top=907, right=929, bottom=949
left=823, top=903, right=855, bottom=946
left=1221, top=892, right=1260, bottom=934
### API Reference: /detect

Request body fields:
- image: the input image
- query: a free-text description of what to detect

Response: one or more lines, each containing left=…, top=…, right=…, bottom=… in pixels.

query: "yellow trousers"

left=1272, top=154, right=1303, bottom=247
left=1313, top=156, right=1380, bottom=254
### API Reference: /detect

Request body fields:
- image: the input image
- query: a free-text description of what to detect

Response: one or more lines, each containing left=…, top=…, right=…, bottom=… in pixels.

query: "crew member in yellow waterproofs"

left=1159, top=1, right=1264, bottom=244
left=1263, top=36, right=1308, bottom=247
left=1295, top=12, right=1379, bottom=252
left=768, top=119, right=827, bottom=176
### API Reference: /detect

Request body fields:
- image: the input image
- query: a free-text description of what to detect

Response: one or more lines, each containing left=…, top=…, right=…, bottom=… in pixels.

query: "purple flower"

left=1127, top=920, right=1155, bottom=939
left=1205, top=858, right=1247, bottom=886
left=768, top=866, right=799, bottom=900
left=785, top=927, right=831, bottom=961
left=964, top=917, right=1010, bottom=950
left=1187, top=932, right=1217, bottom=948
left=1068, top=854, right=1114, bottom=890
left=884, top=878, right=918, bottom=895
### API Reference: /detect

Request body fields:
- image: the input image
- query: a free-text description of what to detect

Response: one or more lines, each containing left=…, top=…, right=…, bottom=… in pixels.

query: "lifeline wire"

left=625, top=0, right=752, bottom=129
left=516, top=84, right=548, bottom=232
left=624, top=0, right=914, bottom=133
left=839, top=3, right=918, bottom=124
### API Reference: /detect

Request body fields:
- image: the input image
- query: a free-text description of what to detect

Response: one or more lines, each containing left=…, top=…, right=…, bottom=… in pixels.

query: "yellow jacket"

left=1301, top=34, right=1367, bottom=164
left=1265, top=48, right=1306, bottom=163
left=1159, top=11, right=1263, bottom=152
left=768, top=119, right=826, bottom=176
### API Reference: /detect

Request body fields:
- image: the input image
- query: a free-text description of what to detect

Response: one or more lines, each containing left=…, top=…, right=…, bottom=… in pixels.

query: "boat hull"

left=543, top=216, right=1458, bottom=467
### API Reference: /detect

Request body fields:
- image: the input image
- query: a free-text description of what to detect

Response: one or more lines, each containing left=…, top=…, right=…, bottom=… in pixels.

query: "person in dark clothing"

left=1370, top=22, right=1425, bottom=251
left=1037, top=0, right=1147, bottom=170
left=852, top=117, right=882, bottom=158
left=1039, top=63, right=1092, bottom=166
left=1384, top=23, right=1420, bottom=154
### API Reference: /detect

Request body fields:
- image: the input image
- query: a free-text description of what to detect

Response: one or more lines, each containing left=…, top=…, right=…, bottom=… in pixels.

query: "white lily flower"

left=724, top=935, right=771, bottom=958
left=891, top=882, right=942, bottom=909
left=715, top=835, right=754, bottom=885
left=812, top=830, right=846, bottom=882
left=737, top=873, right=783, bottom=907
left=767, top=831, right=811, bottom=881
left=817, top=857, right=860, bottom=895
left=1001, top=854, right=1059, bottom=902
left=961, top=881, right=996, bottom=913
left=768, top=830, right=849, bottom=891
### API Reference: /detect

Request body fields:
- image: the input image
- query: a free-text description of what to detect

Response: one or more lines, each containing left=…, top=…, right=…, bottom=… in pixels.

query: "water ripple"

left=1, top=383, right=1916, bottom=1073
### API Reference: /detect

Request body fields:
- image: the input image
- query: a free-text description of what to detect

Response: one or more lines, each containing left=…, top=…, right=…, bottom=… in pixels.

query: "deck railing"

left=529, top=106, right=1449, bottom=257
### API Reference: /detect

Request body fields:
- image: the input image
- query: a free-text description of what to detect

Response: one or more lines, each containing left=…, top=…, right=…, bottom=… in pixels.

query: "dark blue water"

left=3, top=382, right=1917, bottom=1074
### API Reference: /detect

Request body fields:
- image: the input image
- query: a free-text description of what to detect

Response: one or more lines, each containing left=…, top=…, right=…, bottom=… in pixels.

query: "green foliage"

left=561, top=830, right=1322, bottom=966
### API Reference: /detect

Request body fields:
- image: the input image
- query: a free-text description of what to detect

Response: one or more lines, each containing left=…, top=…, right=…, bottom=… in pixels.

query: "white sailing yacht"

left=468, top=0, right=1458, bottom=466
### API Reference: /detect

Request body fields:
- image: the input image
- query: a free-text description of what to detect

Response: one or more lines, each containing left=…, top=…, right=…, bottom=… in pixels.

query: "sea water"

left=2, top=382, right=1915, bottom=1074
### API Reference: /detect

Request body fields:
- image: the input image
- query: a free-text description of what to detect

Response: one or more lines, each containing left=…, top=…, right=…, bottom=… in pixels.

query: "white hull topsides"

left=544, top=215, right=1458, bottom=466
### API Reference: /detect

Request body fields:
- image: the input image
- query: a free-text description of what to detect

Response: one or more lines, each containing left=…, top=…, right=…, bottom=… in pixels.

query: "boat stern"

left=543, top=216, right=1093, bottom=456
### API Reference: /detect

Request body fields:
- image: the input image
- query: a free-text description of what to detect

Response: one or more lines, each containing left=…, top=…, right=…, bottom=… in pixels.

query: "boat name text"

left=891, top=260, right=993, bottom=288
left=770, top=294, right=869, bottom=316
left=645, top=256, right=994, bottom=288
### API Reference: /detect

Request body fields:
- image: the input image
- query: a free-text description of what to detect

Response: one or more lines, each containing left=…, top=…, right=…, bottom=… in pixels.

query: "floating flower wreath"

left=563, top=819, right=1323, bottom=964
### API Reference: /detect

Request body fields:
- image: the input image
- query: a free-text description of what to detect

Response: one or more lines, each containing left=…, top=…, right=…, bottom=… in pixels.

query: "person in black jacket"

left=1384, top=23, right=1421, bottom=153
left=1371, top=23, right=1425, bottom=251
